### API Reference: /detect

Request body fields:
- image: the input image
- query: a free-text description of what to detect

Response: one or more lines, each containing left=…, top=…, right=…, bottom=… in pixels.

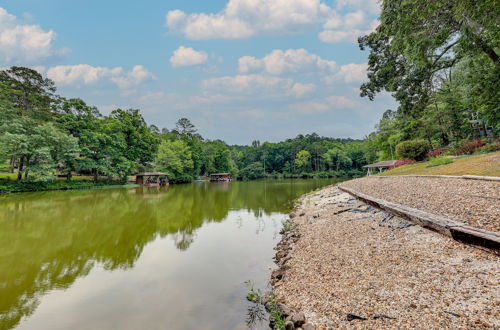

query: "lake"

left=0, top=179, right=341, bottom=330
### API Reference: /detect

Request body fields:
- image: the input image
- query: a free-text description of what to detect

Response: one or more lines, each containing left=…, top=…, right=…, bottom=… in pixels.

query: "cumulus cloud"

left=166, top=0, right=334, bottom=39
left=202, top=74, right=293, bottom=95
left=165, top=0, right=380, bottom=43
left=238, top=49, right=336, bottom=75
left=323, top=63, right=367, bottom=84
left=290, top=95, right=361, bottom=114
left=170, top=46, right=208, bottom=67
left=319, top=18, right=379, bottom=43
left=0, top=7, right=68, bottom=65
left=336, top=0, right=381, bottom=15
left=110, top=65, right=156, bottom=89
left=47, top=64, right=155, bottom=89
left=288, top=83, right=316, bottom=98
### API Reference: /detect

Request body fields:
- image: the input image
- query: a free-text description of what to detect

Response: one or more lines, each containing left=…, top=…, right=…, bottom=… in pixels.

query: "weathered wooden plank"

left=338, top=184, right=500, bottom=253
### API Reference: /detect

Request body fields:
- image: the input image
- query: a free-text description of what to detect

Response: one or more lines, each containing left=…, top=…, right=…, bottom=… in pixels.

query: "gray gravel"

left=340, top=176, right=499, bottom=232
left=274, top=186, right=500, bottom=329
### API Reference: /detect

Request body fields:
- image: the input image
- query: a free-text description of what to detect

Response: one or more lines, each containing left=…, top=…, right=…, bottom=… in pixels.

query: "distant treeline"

left=0, top=67, right=368, bottom=185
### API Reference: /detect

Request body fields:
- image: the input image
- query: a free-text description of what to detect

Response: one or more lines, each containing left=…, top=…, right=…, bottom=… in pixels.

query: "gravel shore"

left=273, top=185, right=499, bottom=329
left=340, top=176, right=499, bottom=232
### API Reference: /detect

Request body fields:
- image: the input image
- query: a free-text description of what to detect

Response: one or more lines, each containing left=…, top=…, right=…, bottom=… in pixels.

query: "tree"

left=359, top=0, right=499, bottom=116
left=294, top=150, right=311, bottom=172
left=240, top=162, right=266, bottom=180
left=0, top=67, right=57, bottom=119
left=154, top=140, right=194, bottom=183
left=0, top=118, right=79, bottom=180
left=323, top=149, right=352, bottom=171
left=175, top=118, right=198, bottom=136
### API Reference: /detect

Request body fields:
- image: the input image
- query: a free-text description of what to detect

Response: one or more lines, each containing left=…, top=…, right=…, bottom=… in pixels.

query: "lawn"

left=378, top=151, right=500, bottom=177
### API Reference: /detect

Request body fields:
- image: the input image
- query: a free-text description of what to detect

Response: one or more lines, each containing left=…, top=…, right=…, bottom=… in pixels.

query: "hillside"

left=378, top=152, right=500, bottom=177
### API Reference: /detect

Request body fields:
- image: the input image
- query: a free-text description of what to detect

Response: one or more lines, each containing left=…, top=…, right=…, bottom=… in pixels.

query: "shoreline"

left=271, top=183, right=499, bottom=329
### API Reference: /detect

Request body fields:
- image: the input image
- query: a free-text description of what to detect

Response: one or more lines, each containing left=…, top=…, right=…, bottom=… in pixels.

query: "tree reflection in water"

left=0, top=179, right=342, bottom=329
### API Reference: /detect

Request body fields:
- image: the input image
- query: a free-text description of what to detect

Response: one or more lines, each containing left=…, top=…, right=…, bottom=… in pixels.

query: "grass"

left=379, top=151, right=500, bottom=177
left=426, top=156, right=454, bottom=167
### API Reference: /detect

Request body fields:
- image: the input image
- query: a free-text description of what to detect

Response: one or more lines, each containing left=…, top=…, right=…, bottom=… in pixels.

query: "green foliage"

left=240, top=162, right=266, bottom=180
left=0, top=66, right=367, bottom=189
left=396, top=140, right=431, bottom=161
left=154, top=139, right=194, bottom=183
left=359, top=1, right=498, bottom=162
left=294, top=150, right=311, bottom=172
left=281, top=220, right=295, bottom=232
left=0, top=178, right=123, bottom=193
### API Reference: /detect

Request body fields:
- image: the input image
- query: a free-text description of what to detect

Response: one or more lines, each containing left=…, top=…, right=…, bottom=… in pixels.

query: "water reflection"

left=0, top=179, right=340, bottom=329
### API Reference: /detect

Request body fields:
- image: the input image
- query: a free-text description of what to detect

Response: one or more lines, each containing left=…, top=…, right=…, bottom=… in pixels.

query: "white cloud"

left=288, top=83, right=316, bottom=98
left=319, top=18, right=379, bottom=43
left=0, top=7, right=68, bottom=65
left=323, top=63, right=367, bottom=84
left=238, top=49, right=336, bottom=75
left=166, top=0, right=380, bottom=44
left=47, top=64, right=155, bottom=89
left=166, top=0, right=334, bottom=39
left=290, top=95, right=361, bottom=114
left=170, top=46, right=208, bottom=67
left=336, top=0, right=381, bottom=15
left=202, top=74, right=293, bottom=95
left=110, top=65, right=156, bottom=89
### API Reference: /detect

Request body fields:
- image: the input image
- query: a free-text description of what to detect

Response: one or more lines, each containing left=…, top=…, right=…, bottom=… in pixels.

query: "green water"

left=0, top=179, right=341, bottom=330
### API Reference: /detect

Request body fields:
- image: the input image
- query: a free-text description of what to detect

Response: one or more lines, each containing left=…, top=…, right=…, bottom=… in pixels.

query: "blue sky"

left=0, top=0, right=396, bottom=144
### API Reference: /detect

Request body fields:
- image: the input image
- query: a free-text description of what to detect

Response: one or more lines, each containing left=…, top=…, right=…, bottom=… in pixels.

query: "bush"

left=395, top=140, right=431, bottom=161
left=479, top=142, right=500, bottom=153
left=427, top=148, right=447, bottom=157
left=453, top=139, right=482, bottom=155
left=388, top=159, right=416, bottom=170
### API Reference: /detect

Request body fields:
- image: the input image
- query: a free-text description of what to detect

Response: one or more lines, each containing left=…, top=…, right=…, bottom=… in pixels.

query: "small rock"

left=346, top=314, right=367, bottom=321
left=299, top=212, right=305, bottom=216
left=291, top=312, right=306, bottom=327
left=277, top=303, right=292, bottom=317
left=276, top=250, right=287, bottom=260
left=285, top=320, right=295, bottom=330
left=301, top=323, right=315, bottom=330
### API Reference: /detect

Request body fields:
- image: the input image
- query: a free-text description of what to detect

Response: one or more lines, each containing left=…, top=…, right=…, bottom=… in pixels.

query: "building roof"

left=210, top=173, right=230, bottom=176
left=136, top=172, right=167, bottom=176
left=363, top=160, right=398, bottom=168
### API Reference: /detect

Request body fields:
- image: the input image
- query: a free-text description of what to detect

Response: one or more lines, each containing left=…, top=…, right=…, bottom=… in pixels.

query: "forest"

left=1, top=0, right=498, bottom=190
left=0, top=66, right=367, bottom=187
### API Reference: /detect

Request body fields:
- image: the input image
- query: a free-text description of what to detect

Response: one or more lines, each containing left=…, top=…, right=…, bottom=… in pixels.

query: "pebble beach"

left=272, top=183, right=500, bottom=329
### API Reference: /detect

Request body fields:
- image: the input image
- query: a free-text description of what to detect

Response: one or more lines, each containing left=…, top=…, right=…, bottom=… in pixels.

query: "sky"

left=0, top=0, right=396, bottom=145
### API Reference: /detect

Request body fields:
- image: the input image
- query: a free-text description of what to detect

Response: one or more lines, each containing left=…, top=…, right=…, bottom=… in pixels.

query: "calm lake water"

left=0, top=179, right=341, bottom=330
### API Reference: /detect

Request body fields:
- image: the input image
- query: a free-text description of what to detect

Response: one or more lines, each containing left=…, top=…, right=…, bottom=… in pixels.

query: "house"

left=363, top=160, right=398, bottom=176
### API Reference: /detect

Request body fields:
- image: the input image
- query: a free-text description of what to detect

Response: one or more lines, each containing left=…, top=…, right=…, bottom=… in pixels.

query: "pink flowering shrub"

left=389, top=159, right=416, bottom=170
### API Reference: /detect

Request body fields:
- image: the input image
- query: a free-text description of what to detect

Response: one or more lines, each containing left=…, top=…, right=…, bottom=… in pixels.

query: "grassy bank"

left=379, top=152, right=500, bottom=177
left=0, top=178, right=129, bottom=194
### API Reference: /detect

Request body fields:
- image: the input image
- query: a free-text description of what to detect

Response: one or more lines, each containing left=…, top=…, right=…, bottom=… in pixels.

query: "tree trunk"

left=9, top=158, right=15, bottom=173
left=17, top=157, right=24, bottom=181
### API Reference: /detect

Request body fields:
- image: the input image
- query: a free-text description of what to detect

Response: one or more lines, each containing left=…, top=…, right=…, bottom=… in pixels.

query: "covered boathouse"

left=209, top=173, right=231, bottom=182
left=135, top=172, right=168, bottom=186
left=363, top=160, right=398, bottom=176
